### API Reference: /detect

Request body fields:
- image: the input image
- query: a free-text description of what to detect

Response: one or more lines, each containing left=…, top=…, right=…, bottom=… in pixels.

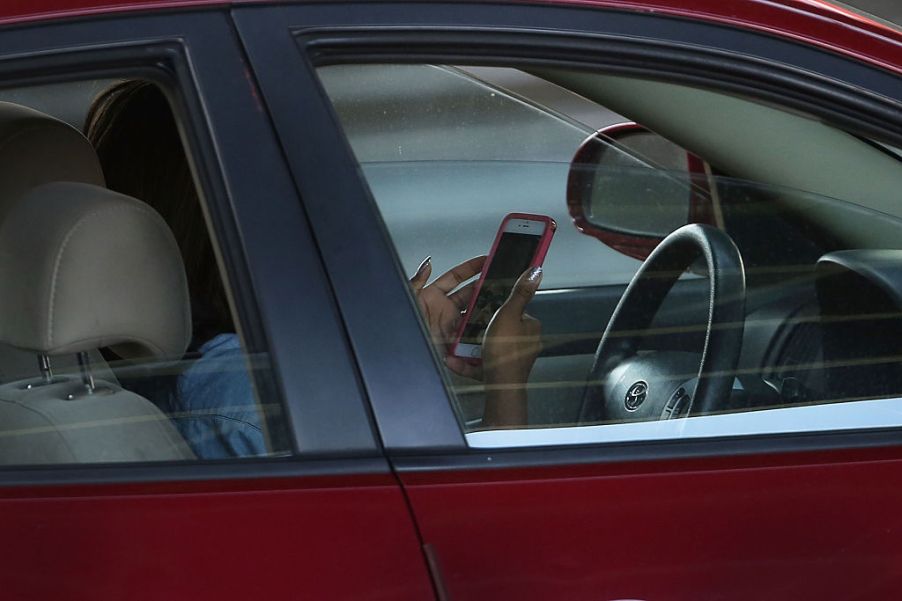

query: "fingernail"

left=527, top=266, right=543, bottom=284
left=416, top=256, right=432, bottom=275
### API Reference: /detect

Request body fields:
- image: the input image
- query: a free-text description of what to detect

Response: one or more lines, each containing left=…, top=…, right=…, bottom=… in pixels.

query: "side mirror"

left=567, top=123, right=712, bottom=260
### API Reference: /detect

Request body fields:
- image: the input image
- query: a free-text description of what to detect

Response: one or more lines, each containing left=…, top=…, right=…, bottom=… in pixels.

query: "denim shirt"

left=171, top=333, right=266, bottom=459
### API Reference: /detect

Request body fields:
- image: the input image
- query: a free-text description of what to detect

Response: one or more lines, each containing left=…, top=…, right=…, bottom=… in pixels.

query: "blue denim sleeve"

left=171, top=334, right=267, bottom=459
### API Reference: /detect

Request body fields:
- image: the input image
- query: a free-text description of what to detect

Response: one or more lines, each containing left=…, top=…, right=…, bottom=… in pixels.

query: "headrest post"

left=37, top=353, right=53, bottom=384
left=76, top=351, right=96, bottom=395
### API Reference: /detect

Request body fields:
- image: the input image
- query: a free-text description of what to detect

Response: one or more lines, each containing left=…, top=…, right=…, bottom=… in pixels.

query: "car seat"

left=0, top=181, right=195, bottom=463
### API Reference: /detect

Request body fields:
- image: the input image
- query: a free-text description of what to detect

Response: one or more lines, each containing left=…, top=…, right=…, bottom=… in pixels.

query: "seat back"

left=0, top=182, right=195, bottom=463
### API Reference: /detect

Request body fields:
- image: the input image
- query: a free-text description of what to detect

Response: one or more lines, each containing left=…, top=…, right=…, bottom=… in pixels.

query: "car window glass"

left=318, top=63, right=645, bottom=289
left=316, top=63, right=902, bottom=447
left=0, top=78, right=291, bottom=465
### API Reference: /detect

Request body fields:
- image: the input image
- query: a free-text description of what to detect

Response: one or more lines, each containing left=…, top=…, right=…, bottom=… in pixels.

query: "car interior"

left=318, top=62, right=902, bottom=444
left=0, top=60, right=899, bottom=463
left=527, top=69, right=902, bottom=427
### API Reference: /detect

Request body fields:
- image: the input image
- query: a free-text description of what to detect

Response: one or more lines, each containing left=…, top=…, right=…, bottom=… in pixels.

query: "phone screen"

left=460, top=231, right=542, bottom=344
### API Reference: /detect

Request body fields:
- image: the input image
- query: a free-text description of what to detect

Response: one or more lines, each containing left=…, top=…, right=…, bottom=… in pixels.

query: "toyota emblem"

left=624, top=381, right=648, bottom=411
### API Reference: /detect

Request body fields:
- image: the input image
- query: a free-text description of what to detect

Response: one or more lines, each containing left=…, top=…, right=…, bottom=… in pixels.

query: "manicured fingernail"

left=527, top=266, right=543, bottom=283
left=416, top=256, right=432, bottom=275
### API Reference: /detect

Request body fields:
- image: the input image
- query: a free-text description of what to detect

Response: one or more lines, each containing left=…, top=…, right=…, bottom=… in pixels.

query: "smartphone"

left=450, top=213, right=556, bottom=361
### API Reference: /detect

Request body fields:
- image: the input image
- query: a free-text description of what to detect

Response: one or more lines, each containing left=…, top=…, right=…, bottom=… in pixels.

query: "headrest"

left=0, top=182, right=191, bottom=359
left=0, top=102, right=104, bottom=223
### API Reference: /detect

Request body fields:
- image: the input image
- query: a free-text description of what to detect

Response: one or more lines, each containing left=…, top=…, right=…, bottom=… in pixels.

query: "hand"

left=480, top=266, right=544, bottom=428
left=482, top=266, right=544, bottom=386
left=409, top=255, right=486, bottom=375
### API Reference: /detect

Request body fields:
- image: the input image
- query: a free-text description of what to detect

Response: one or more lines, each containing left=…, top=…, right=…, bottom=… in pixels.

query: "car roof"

left=3, top=0, right=900, bottom=75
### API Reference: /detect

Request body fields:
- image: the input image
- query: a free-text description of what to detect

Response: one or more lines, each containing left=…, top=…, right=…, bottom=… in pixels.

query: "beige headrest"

left=0, top=182, right=191, bottom=359
left=0, top=102, right=104, bottom=223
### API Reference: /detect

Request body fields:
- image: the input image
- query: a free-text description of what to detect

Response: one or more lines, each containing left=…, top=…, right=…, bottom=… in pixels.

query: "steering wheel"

left=578, top=224, right=746, bottom=423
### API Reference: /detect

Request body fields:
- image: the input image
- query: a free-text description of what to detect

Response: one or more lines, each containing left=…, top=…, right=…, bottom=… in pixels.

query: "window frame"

left=235, top=1, right=902, bottom=464
left=0, top=7, right=383, bottom=484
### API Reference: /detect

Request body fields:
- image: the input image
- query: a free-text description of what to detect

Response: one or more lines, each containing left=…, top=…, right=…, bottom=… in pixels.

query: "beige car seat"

left=0, top=182, right=195, bottom=463
left=0, top=101, right=116, bottom=383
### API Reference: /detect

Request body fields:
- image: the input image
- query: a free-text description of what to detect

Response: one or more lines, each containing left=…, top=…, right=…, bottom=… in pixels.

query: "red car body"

left=0, top=1, right=899, bottom=599
left=4, top=0, right=899, bottom=71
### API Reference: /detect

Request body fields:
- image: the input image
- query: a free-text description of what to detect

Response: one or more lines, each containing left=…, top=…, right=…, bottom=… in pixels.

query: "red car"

left=0, top=0, right=900, bottom=599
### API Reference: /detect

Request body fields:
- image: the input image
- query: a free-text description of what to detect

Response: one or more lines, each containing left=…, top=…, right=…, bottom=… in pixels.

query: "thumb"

left=409, top=256, right=432, bottom=291
left=501, top=266, right=543, bottom=316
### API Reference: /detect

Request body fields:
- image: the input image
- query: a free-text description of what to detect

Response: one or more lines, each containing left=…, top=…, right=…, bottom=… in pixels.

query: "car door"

left=236, top=2, right=902, bottom=599
left=0, top=7, right=434, bottom=600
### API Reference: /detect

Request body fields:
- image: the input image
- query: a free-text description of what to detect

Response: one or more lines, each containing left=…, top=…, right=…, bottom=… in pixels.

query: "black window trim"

left=235, top=1, right=902, bottom=466
left=0, top=7, right=385, bottom=486
left=305, top=27, right=901, bottom=143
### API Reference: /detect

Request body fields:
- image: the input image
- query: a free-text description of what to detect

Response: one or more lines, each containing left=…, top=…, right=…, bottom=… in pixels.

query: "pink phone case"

left=449, top=212, right=557, bottom=363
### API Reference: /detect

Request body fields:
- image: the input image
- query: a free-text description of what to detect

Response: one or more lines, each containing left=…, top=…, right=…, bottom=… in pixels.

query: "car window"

left=316, top=62, right=902, bottom=448
left=0, top=77, right=291, bottom=464
left=318, top=64, right=645, bottom=289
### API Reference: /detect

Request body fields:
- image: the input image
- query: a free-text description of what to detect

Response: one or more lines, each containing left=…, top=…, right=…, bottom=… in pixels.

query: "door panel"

left=0, top=10, right=433, bottom=599
left=235, top=3, right=902, bottom=599
left=2, top=474, right=433, bottom=600
left=401, top=450, right=902, bottom=600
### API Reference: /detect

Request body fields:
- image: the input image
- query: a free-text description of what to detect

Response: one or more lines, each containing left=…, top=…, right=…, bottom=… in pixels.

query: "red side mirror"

left=567, top=122, right=713, bottom=260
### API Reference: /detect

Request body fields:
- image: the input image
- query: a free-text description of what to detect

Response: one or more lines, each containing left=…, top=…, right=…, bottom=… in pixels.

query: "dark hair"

left=85, top=80, right=233, bottom=348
